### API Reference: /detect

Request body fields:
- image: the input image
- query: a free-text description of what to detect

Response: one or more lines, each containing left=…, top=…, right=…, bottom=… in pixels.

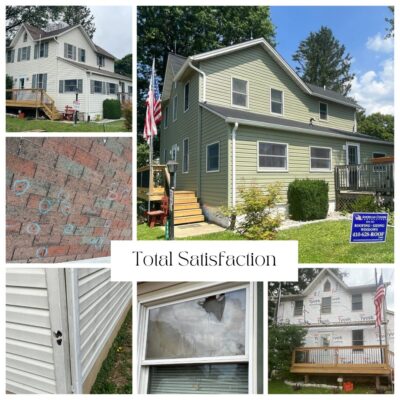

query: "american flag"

left=143, top=59, right=162, bottom=143
left=374, top=275, right=385, bottom=327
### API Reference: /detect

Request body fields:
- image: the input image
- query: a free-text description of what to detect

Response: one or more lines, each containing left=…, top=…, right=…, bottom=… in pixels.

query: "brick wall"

left=6, top=137, right=132, bottom=263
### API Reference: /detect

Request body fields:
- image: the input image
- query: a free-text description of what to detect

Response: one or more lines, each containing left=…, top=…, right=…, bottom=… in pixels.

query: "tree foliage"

left=137, top=6, right=276, bottom=145
left=385, top=6, right=394, bottom=38
left=269, top=325, right=307, bottom=376
left=293, top=26, right=355, bottom=95
left=357, top=111, right=394, bottom=142
left=6, top=6, right=96, bottom=40
left=115, top=54, right=132, bottom=77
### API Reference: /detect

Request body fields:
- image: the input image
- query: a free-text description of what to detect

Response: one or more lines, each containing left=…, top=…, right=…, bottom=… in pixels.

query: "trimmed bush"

left=103, top=99, right=121, bottom=119
left=288, top=179, right=329, bottom=221
left=123, top=102, right=132, bottom=131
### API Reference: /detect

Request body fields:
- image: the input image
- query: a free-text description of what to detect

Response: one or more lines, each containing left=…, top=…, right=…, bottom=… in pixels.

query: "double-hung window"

left=271, top=89, right=283, bottom=115
left=184, top=82, right=190, bottom=112
left=352, top=329, right=364, bottom=352
left=64, top=43, right=76, bottom=60
left=319, top=102, right=328, bottom=120
left=258, top=142, right=288, bottom=171
left=97, top=55, right=105, bottom=67
left=310, top=147, right=332, bottom=171
left=232, top=78, right=248, bottom=108
left=138, top=284, right=254, bottom=394
left=294, top=300, right=303, bottom=316
left=79, top=48, right=86, bottom=63
left=206, top=142, right=220, bottom=172
left=321, top=297, right=331, bottom=314
left=352, top=294, right=362, bottom=311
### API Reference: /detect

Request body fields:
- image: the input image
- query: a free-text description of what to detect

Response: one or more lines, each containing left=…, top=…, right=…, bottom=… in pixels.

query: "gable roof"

left=169, top=38, right=360, bottom=109
left=10, top=23, right=116, bottom=60
left=201, top=103, right=393, bottom=145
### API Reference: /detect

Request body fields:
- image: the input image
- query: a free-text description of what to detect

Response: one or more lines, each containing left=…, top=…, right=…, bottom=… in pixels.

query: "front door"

left=318, top=332, right=333, bottom=364
left=346, top=143, right=360, bottom=189
left=19, top=77, right=25, bottom=89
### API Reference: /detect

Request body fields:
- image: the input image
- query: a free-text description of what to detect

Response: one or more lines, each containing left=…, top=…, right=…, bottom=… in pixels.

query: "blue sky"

left=270, top=6, right=394, bottom=115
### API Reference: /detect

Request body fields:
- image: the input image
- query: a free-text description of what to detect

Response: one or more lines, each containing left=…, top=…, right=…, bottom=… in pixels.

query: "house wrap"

left=159, top=38, right=393, bottom=222
left=6, top=23, right=132, bottom=120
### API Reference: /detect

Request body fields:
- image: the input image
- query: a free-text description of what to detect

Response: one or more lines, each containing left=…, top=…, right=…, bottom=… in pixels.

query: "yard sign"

left=350, top=212, right=388, bottom=243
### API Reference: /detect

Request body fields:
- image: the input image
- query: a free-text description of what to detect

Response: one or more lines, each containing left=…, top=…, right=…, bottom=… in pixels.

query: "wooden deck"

left=6, top=89, right=62, bottom=120
left=291, top=345, right=393, bottom=376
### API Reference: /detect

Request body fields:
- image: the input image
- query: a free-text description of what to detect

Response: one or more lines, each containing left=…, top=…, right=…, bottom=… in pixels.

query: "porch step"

left=173, top=191, right=205, bottom=225
left=174, top=202, right=200, bottom=211
left=174, top=208, right=203, bottom=217
left=174, top=196, right=198, bottom=204
left=174, top=215, right=205, bottom=225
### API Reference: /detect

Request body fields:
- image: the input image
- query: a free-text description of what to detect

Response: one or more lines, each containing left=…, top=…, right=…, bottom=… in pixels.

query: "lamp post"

left=74, top=91, right=79, bottom=125
left=166, top=160, right=179, bottom=240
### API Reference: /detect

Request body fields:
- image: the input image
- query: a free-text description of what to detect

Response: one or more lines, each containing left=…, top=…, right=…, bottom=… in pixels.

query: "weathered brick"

left=122, top=147, right=132, bottom=163
left=90, top=141, right=112, bottom=162
left=76, top=253, right=94, bottom=261
left=6, top=219, right=21, bottom=234
left=6, top=170, right=14, bottom=187
left=7, top=188, right=29, bottom=207
left=96, top=160, right=116, bottom=178
left=74, top=191, right=96, bottom=207
left=93, top=227, right=108, bottom=236
left=6, top=138, right=20, bottom=155
left=40, top=211, right=68, bottom=225
left=125, top=162, right=132, bottom=175
left=7, top=205, right=41, bottom=223
left=100, top=209, right=116, bottom=220
left=21, top=222, right=52, bottom=236
left=114, top=169, right=131, bottom=184
left=47, top=245, right=70, bottom=257
left=55, top=255, right=77, bottom=263
left=68, top=245, right=89, bottom=255
left=56, top=156, right=84, bottom=178
left=105, top=138, right=124, bottom=155
left=12, top=246, right=41, bottom=260
left=108, top=153, right=126, bottom=171
left=64, top=175, right=91, bottom=193
left=67, top=214, right=89, bottom=226
left=34, top=235, right=62, bottom=246
left=94, top=198, right=112, bottom=209
left=81, top=206, right=101, bottom=217
left=74, top=226, right=94, bottom=236
left=43, top=138, right=77, bottom=158
left=7, top=153, right=37, bottom=177
left=88, top=217, right=107, bottom=227
left=82, top=167, right=103, bottom=185
left=35, top=164, right=68, bottom=185
left=89, top=183, right=109, bottom=198
left=74, top=148, right=99, bottom=170
left=19, top=139, right=58, bottom=168
left=26, top=194, right=43, bottom=209
left=110, top=202, right=125, bottom=212
left=67, top=138, right=93, bottom=152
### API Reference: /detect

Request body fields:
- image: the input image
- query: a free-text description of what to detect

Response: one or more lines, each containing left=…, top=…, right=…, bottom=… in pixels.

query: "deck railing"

left=335, top=163, right=394, bottom=194
left=292, top=345, right=391, bottom=368
left=137, top=164, right=169, bottom=201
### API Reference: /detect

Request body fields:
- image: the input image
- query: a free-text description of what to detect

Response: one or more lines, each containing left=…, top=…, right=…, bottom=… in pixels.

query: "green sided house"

left=138, top=38, right=394, bottom=226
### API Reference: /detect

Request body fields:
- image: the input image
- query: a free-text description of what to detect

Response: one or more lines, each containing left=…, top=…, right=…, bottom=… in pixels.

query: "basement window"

left=352, top=294, right=363, bottom=311
left=140, top=286, right=249, bottom=394
left=321, top=297, right=331, bottom=314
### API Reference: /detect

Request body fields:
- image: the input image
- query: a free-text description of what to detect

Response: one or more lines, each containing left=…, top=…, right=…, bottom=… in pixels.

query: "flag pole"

left=375, top=268, right=383, bottom=363
left=382, top=269, right=389, bottom=348
left=148, top=130, right=153, bottom=213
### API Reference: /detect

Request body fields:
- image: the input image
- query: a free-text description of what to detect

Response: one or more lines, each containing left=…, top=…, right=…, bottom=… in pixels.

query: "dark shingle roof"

left=168, top=53, right=186, bottom=75
left=59, top=58, right=132, bottom=81
left=23, top=24, right=115, bottom=59
left=307, top=83, right=359, bottom=108
left=202, top=103, right=393, bottom=144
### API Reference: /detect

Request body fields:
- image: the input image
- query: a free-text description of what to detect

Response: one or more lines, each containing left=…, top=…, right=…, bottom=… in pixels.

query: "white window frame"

left=206, top=141, right=220, bottom=173
left=20, top=46, right=29, bottom=61
left=345, top=142, right=360, bottom=165
left=137, top=282, right=255, bottom=394
left=173, top=95, right=178, bottom=122
left=231, top=76, right=249, bottom=109
left=257, top=141, right=289, bottom=172
left=309, top=146, right=332, bottom=172
left=23, top=32, right=28, bottom=42
left=66, top=43, right=75, bottom=60
left=182, top=138, right=189, bottom=174
left=184, top=81, right=190, bottom=112
left=270, top=88, right=284, bottom=116
left=164, top=105, right=169, bottom=129
left=319, top=102, right=329, bottom=121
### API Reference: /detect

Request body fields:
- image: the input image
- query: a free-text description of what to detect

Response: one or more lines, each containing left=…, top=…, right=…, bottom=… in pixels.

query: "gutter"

left=188, top=60, right=206, bottom=102
left=231, top=122, right=239, bottom=207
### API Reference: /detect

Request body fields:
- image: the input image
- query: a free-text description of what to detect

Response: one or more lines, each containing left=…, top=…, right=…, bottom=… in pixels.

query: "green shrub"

left=345, top=195, right=381, bottom=213
left=103, top=99, right=121, bottom=119
left=6, top=74, right=13, bottom=100
left=123, top=102, right=132, bottom=131
left=288, top=179, right=329, bottom=221
left=220, top=182, right=282, bottom=239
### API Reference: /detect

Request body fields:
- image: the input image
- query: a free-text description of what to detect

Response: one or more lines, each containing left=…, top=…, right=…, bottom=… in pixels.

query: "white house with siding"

left=6, top=268, right=132, bottom=394
left=6, top=23, right=132, bottom=120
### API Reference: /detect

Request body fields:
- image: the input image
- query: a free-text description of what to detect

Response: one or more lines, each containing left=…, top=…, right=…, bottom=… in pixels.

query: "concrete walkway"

left=161, top=222, right=226, bottom=238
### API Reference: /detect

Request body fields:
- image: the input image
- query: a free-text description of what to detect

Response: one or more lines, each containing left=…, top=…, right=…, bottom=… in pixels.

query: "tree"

left=269, top=325, right=307, bottom=377
left=6, top=6, right=96, bottom=40
left=137, top=142, right=150, bottom=168
left=137, top=6, right=276, bottom=148
left=357, top=111, right=394, bottom=142
left=293, top=26, right=355, bottom=95
left=115, top=54, right=132, bottom=77
left=385, top=6, right=394, bottom=38
left=6, top=75, right=13, bottom=100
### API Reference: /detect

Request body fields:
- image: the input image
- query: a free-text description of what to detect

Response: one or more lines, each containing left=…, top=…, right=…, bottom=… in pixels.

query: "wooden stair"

left=42, top=103, right=62, bottom=120
left=173, top=191, right=205, bottom=225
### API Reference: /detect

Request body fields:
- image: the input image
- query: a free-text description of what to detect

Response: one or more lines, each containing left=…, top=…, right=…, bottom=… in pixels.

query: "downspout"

left=231, top=122, right=239, bottom=207
left=188, top=60, right=206, bottom=102
left=65, top=269, right=82, bottom=394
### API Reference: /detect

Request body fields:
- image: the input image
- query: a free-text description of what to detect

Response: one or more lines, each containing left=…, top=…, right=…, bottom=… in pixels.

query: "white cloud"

left=366, top=33, right=394, bottom=53
left=350, top=58, right=394, bottom=115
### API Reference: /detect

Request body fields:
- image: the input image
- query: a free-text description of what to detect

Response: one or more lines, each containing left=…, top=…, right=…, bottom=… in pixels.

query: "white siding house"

left=6, top=268, right=132, bottom=394
left=6, top=23, right=132, bottom=120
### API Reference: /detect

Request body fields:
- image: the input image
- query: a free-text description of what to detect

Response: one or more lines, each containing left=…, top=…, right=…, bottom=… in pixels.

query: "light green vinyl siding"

left=200, top=45, right=355, bottom=132
left=199, top=109, right=230, bottom=206
left=160, top=72, right=199, bottom=192
left=231, top=125, right=393, bottom=203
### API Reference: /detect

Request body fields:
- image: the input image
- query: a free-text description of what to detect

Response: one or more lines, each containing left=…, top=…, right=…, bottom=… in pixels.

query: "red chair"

left=145, top=196, right=169, bottom=228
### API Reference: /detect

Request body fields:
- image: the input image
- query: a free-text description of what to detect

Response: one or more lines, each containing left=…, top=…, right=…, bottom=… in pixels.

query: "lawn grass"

left=6, top=116, right=128, bottom=132
left=137, top=220, right=394, bottom=263
left=268, top=380, right=381, bottom=394
left=91, top=308, right=132, bottom=394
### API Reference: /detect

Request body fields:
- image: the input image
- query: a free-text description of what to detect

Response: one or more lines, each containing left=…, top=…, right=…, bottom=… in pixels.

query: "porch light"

left=166, top=160, right=179, bottom=174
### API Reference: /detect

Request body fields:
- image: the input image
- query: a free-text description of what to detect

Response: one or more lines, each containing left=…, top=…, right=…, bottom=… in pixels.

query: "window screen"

left=271, top=89, right=283, bottom=114
left=321, top=297, right=331, bottom=314
left=232, top=78, right=248, bottom=107
left=352, top=294, right=362, bottom=311
left=310, top=147, right=331, bottom=170
left=258, top=142, right=287, bottom=170
left=320, top=103, right=328, bottom=120
left=148, top=363, right=248, bottom=394
left=352, top=330, right=364, bottom=346
left=207, top=143, right=220, bottom=172
left=294, top=300, right=303, bottom=316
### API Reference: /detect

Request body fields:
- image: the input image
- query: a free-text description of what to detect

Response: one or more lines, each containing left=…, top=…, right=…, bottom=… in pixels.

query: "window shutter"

left=78, top=79, right=83, bottom=93
left=32, top=74, right=37, bottom=89
left=17, top=48, right=21, bottom=62
left=102, top=82, right=106, bottom=94
left=43, top=74, right=47, bottom=91
left=59, top=80, right=64, bottom=93
left=148, top=364, right=248, bottom=394
left=34, top=44, right=38, bottom=59
left=44, top=42, right=49, bottom=58
left=73, top=46, right=76, bottom=60
left=90, top=80, right=94, bottom=94
left=27, top=46, right=31, bottom=60
left=64, top=43, right=67, bottom=58
left=11, top=50, right=15, bottom=63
